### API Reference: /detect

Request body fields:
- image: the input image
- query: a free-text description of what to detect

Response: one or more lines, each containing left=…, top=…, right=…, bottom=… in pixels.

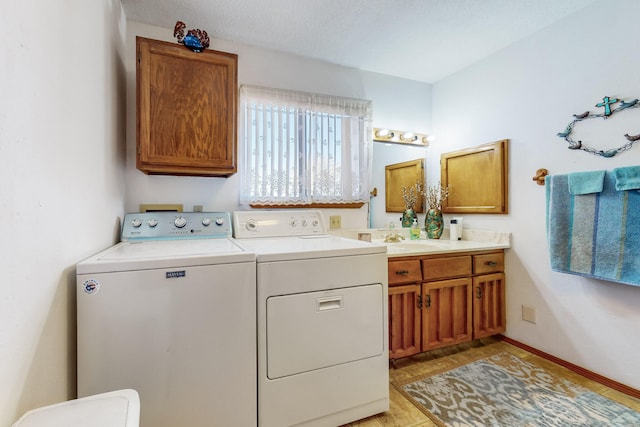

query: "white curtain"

left=239, top=85, right=373, bottom=205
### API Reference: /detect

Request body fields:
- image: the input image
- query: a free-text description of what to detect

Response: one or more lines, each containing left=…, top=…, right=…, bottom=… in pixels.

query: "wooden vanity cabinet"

left=421, top=277, right=473, bottom=351
left=388, top=250, right=505, bottom=360
left=388, top=284, right=421, bottom=359
left=136, top=37, right=238, bottom=176
left=388, top=260, right=422, bottom=359
left=472, top=252, right=506, bottom=339
left=420, top=255, right=473, bottom=352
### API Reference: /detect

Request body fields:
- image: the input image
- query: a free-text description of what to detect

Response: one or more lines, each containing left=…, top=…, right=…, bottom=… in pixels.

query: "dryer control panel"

left=121, top=212, right=232, bottom=241
left=233, top=210, right=326, bottom=238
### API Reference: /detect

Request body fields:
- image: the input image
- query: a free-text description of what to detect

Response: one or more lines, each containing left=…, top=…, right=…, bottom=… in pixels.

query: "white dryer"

left=76, top=212, right=256, bottom=427
left=233, top=210, right=389, bottom=427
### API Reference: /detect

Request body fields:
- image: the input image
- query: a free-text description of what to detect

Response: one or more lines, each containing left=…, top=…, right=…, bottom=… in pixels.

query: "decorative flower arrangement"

left=425, top=182, right=451, bottom=211
left=401, top=183, right=423, bottom=211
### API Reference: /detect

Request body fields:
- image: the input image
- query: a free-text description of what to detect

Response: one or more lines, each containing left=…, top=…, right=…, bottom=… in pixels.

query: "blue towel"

left=546, top=170, right=640, bottom=287
left=568, top=170, right=606, bottom=195
left=613, top=165, right=640, bottom=191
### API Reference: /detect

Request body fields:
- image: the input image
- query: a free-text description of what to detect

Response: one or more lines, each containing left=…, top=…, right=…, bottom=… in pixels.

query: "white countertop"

left=375, top=237, right=510, bottom=257
left=333, top=228, right=511, bottom=258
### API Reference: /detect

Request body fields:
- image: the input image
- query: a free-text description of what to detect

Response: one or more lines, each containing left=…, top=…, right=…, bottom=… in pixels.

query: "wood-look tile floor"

left=343, top=338, right=640, bottom=427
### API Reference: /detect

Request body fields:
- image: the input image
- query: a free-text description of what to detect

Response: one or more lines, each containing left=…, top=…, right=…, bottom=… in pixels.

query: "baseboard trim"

left=498, top=335, right=640, bottom=400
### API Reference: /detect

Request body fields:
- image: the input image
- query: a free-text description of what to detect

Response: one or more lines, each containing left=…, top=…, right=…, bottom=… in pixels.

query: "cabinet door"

left=388, top=284, right=421, bottom=359
left=473, top=273, right=506, bottom=339
left=422, top=278, right=472, bottom=351
left=136, top=37, right=238, bottom=176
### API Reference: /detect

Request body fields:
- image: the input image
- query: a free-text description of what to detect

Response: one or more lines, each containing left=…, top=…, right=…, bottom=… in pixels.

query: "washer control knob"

left=174, top=217, right=187, bottom=228
left=312, top=219, right=319, bottom=227
left=289, top=218, right=298, bottom=227
left=246, top=219, right=258, bottom=231
left=301, top=218, right=308, bottom=227
left=202, top=217, right=212, bottom=226
left=131, top=218, right=142, bottom=228
left=215, top=217, right=224, bottom=226
left=147, top=218, right=158, bottom=228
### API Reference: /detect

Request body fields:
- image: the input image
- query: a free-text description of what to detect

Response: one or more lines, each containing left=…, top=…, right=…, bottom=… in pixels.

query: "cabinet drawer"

left=422, top=256, right=471, bottom=281
left=388, top=260, right=422, bottom=285
left=473, top=252, right=504, bottom=274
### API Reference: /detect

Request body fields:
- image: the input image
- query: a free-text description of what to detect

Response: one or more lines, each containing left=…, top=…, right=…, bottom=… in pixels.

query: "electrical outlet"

left=329, top=215, right=341, bottom=230
left=522, top=305, right=537, bottom=324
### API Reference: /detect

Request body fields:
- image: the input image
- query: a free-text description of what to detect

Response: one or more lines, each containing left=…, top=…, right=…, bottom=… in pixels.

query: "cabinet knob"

left=485, top=261, right=498, bottom=266
left=395, top=270, right=409, bottom=275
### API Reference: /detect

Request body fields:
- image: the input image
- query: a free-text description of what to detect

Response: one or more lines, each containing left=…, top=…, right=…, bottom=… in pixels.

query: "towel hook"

left=533, top=168, right=548, bottom=185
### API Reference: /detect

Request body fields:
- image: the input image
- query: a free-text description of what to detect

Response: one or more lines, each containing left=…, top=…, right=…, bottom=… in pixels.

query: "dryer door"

left=266, top=283, right=384, bottom=379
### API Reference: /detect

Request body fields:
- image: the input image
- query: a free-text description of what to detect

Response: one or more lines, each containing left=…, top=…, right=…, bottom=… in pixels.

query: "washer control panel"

left=233, top=210, right=326, bottom=238
left=121, top=212, right=232, bottom=241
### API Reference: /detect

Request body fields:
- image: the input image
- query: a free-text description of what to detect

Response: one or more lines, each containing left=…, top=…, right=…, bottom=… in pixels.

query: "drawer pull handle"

left=395, top=270, right=409, bottom=275
left=484, top=261, right=498, bottom=266
left=317, top=296, right=343, bottom=311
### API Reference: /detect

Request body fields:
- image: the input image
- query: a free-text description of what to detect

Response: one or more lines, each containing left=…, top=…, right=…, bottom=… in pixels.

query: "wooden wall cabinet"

left=440, top=139, right=508, bottom=214
left=136, top=37, right=238, bottom=176
left=388, top=250, right=505, bottom=359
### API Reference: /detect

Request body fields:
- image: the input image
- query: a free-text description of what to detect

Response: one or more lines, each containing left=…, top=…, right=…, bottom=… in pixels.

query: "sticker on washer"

left=166, top=270, right=186, bottom=279
left=82, top=279, right=100, bottom=295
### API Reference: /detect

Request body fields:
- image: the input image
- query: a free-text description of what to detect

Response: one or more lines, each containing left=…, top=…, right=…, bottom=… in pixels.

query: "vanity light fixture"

left=375, top=128, right=395, bottom=138
left=373, top=127, right=431, bottom=146
left=401, top=132, right=418, bottom=142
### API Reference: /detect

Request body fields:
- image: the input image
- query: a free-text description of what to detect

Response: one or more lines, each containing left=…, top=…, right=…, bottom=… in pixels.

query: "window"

left=239, top=85, right=373, bottom=206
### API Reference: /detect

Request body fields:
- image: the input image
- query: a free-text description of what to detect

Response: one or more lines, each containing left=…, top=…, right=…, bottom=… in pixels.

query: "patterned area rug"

left=394, top=351, right=640, bottom=427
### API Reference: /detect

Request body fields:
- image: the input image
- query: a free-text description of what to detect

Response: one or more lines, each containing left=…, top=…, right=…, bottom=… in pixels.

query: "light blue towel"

left=567, top=170, right=606, bottom=195
left=546, top=170, right=640, bottom=287
left=613, top=165, right=640, bottom=191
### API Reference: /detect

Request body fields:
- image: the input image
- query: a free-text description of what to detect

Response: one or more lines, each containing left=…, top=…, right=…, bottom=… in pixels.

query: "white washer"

left=76, top=212, right=256, bottom=427
left=233, top=210, right=389, bottom=427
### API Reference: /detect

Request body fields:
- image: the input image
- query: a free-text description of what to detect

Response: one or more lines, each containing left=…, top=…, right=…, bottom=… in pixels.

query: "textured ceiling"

left=121, top=0, right=598, bottom=83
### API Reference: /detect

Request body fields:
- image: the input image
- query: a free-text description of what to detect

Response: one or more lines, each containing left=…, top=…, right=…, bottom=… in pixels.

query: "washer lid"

left=235, top=235, right=386, bottom=262
left=77, top=239, right=255, bottom=274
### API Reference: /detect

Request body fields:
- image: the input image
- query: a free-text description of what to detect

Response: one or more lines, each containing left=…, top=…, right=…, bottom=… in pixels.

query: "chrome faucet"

left=383, top=223, right=404, bottom=243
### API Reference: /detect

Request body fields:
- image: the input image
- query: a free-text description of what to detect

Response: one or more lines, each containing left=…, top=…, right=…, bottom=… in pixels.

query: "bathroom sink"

left=367, top=230, right=511, bottom=257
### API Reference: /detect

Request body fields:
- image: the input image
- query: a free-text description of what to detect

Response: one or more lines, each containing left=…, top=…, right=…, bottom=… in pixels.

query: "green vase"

left=425, top=208, right=444, bottom=239
left=401, top=209, right=417, bottom=228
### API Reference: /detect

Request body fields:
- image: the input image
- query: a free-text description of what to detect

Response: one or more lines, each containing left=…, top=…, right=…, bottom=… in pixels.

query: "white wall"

left=431, top=0, right=640, bottom=389
left=124, top=21, right=432, bottom=228
left=0, top=1, right=127, bottom=424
